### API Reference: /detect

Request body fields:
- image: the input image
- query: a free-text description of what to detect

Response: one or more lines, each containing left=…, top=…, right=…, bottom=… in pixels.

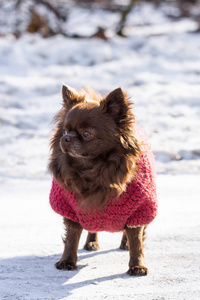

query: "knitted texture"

left=49, top=124, right=157, bottom=232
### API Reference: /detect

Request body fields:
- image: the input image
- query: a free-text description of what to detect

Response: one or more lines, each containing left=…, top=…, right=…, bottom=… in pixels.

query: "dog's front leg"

left=55, top=218, right=83, bottom=270
left=125, top=225, right=148, bottom=276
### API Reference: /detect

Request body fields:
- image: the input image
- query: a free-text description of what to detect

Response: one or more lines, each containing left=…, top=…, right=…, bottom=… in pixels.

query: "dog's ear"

left=62, top=84, right=82, bottom=108
left=100, top=88, right=128, bottom=124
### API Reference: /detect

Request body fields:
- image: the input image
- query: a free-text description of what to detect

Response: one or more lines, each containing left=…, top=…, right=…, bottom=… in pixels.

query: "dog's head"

left=58, top=84, right=140, bottom=159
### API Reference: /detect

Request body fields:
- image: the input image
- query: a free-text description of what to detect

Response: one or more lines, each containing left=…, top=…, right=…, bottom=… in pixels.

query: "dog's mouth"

left=68, top=150, right=89, bottom=159
left=60, top=142, right=91, bottom=159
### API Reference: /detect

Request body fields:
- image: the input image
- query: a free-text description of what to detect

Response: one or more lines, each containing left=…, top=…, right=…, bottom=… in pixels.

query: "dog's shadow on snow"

left=1, top=248, right=132, bottom=299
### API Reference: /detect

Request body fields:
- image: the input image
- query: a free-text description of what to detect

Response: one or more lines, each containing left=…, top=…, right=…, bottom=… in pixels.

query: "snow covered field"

left=0, top=2, right=200, bottom=299
left=0, top=176, right=200, bottom=299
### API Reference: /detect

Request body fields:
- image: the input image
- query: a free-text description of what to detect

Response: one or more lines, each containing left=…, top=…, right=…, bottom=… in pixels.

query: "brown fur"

left=49, top=85, right=148, bottom=276
left=125, top=226, right=148, bottom=276
left=83, top=232, right=100, bottom=251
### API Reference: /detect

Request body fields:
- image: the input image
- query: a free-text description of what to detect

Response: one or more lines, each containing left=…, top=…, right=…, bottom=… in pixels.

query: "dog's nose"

left=62, top=135, right=71, bottom=143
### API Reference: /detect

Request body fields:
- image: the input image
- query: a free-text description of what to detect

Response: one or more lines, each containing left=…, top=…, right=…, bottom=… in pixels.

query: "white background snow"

left=0, top=2, right=200, bottom=299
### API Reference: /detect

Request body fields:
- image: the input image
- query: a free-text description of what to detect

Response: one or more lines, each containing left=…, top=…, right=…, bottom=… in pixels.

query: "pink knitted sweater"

left=49, top=125, right=157, bottom=232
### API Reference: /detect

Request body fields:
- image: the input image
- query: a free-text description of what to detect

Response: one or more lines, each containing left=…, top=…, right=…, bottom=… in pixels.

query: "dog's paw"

left=55, top=260, right=77, bottom=271
left=119, top=242, right=128, bottom=251
left=84, top=241, right=100, bottom=251
left=127, top=266, right=148, bottom=276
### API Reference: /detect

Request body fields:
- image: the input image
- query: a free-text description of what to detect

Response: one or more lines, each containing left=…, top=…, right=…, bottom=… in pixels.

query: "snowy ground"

left=0, top=176, right=200, bottom=300
left=0, top=2, right=200, bottom=300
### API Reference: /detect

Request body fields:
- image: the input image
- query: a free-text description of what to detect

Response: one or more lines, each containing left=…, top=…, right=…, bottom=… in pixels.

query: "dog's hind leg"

left=84, top=232, right=100, bottom=251
left=125, top=225, right=148, bottom=276
left=119, top=230, right=128, bottom=250
left=55, top=218, right=83, bottom=270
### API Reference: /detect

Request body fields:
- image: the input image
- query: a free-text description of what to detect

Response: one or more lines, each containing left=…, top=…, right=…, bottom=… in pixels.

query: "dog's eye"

left=82, top=130, right=93, bottom=140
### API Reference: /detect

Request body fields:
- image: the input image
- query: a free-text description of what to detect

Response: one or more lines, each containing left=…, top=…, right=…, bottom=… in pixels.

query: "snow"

left=0, top=2, right=200, bottom=299
left=0, top=176, right=200, bottom=299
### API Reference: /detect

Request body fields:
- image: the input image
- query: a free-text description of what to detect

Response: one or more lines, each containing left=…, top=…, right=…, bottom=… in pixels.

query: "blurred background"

left=1, top=1, right=200, bottom=38
left=0, top=0, right=200, bottom=181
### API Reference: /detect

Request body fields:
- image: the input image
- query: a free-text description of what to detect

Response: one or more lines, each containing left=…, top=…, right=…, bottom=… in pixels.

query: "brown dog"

left=49, top=85, right=157, bottom=276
